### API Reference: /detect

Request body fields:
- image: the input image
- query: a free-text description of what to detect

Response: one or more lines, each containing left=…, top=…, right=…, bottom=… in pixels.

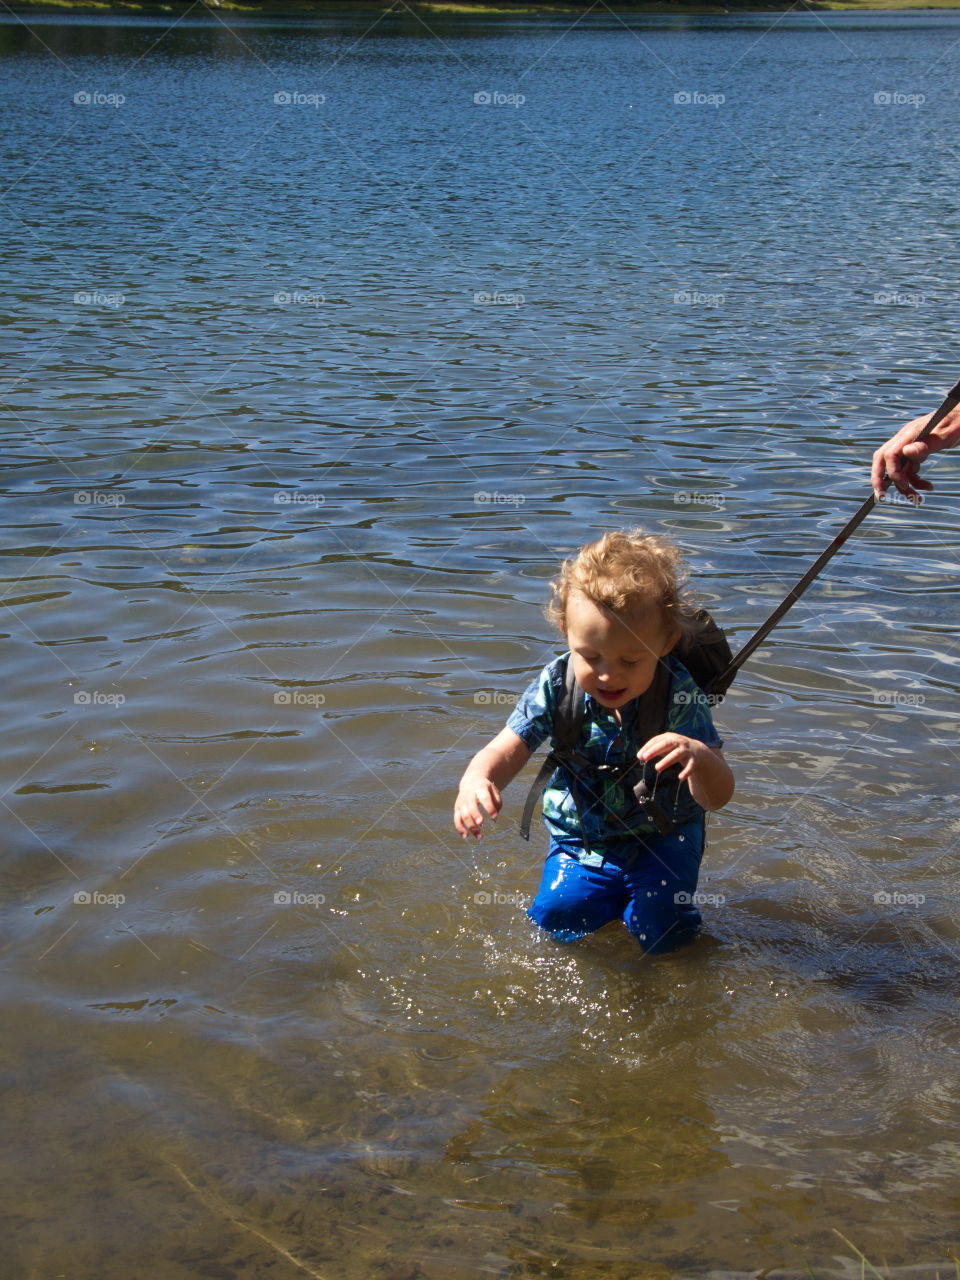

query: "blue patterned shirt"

left=506, top=654, right=723, bottom=861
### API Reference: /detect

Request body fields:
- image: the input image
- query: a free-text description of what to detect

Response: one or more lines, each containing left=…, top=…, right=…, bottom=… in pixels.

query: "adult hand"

left=872, top=405, right=960, bottom=501
left=871, top=416, right=933, bottom=501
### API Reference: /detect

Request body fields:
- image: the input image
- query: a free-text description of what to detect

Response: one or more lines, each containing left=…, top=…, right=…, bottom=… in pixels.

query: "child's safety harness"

left=518, top=610, right=735, bottom=843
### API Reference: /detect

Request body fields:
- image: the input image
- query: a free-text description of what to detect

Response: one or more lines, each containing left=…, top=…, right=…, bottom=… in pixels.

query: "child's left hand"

left=638, top=733, right=734, bottom=812
left=639, top=733, right=708, bottom=781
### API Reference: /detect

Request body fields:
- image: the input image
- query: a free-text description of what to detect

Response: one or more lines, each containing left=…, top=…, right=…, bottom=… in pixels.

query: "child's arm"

left=454, top=727, right=532, bottom=839
left=638, top=734, right=734, bottom=813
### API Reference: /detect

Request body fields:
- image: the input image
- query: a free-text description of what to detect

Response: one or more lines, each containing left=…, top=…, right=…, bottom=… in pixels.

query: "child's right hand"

left=452, top=728, right=530, bottom=839
left=454, top=777, right=502, bottom=839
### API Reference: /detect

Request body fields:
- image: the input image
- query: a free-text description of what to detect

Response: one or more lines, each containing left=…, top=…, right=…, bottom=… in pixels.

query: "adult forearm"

left=927, top=405, right=960, bottom=452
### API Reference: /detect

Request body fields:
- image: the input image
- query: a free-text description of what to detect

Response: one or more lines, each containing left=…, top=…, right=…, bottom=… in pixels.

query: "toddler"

left=453, top=529, right=734, bottom=953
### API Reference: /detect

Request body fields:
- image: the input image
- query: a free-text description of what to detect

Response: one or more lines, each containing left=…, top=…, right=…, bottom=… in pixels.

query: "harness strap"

left=518, top=658, right=592, bottom=841
left=519, top=656, right=680, bottom=844
left=519, top=653, right=586, bottom=843
left=631, top=774, right=676, bottom=836
left=519, top=753, right=561, bottom=841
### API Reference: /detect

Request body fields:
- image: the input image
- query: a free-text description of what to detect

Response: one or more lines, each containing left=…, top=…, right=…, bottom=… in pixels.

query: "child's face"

left=564, top=591, right=677, bottom=711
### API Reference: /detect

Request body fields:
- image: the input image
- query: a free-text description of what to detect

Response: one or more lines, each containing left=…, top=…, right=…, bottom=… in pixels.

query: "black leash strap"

left=519, top=656, right=583, bottom=841
left=519, top=753, right=560, bottom=841
left=709, top=376, right=960, bottom=695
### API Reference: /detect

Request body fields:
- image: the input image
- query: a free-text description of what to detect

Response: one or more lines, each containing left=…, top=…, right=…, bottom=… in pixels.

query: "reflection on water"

left=2, top=7, right=960, bottom=1277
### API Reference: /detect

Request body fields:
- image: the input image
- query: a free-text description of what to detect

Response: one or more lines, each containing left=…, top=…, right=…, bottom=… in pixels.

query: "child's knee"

left=527, top=902, right=588, bottom=943
left=624, top=898, right=701, bottom=954
left=527, top=851, right=623, bottom=941
left=528, top=889, right=625, bottom=942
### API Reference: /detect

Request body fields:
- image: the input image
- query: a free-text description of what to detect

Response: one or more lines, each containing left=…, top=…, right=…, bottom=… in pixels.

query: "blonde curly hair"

left=546, top=529, right=695, bottom=638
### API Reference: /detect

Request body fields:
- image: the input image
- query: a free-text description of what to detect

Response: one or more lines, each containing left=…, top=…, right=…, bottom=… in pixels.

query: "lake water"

left=2, top=6, right=960, bottom=1277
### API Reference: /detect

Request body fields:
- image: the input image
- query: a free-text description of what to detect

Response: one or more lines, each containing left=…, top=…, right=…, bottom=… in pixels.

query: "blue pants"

left=527, top=819, right=705, bottom=954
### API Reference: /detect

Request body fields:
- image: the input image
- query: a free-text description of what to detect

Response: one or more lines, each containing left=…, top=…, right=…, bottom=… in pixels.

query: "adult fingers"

left=885, top=441, right=932, bottom=499
left=873, top=417, right=931, bottom=499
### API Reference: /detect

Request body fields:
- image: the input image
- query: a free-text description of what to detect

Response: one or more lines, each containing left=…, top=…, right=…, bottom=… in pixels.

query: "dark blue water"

left=2, top=9, right=959, bottom=1277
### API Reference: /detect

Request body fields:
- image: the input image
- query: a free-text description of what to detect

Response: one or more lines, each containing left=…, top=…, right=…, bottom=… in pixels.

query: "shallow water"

left=2, top=7, right=960, bottom=1277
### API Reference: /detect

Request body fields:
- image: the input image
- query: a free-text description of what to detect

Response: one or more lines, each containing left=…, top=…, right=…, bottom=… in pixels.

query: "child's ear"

left=660, top=627, right=682, bottom=656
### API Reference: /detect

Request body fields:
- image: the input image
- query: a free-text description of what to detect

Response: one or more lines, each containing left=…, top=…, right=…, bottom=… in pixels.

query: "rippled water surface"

left=2, top=7, right=960, bottom=1277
